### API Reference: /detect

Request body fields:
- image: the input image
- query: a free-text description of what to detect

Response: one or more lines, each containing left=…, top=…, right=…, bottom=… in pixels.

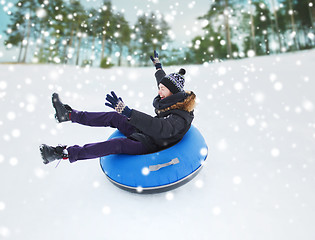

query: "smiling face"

left=158, top=83, right=173, bottom=100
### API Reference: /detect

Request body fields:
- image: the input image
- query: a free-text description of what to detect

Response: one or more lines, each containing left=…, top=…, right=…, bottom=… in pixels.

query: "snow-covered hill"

left=1, top=50, right=315, bottom=240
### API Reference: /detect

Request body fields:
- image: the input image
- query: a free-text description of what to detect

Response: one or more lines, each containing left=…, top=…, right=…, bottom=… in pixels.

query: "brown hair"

left=158, top=91, right=196, bottom=113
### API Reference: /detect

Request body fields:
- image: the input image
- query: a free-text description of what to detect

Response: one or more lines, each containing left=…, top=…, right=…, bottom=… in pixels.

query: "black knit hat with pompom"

left=160, top=68, right=186, bottom=94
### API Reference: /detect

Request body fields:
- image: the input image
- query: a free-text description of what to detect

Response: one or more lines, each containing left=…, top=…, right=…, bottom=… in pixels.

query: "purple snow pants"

left=66, top=110, right=148, bottom=163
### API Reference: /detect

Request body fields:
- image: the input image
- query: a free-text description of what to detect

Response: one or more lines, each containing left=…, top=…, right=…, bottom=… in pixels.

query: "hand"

left=105, top=91, right=132, bottom=118
left=150, top=50, right=162, bottom=70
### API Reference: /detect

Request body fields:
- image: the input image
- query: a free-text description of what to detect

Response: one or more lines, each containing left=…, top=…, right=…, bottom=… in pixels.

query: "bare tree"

left=249, top=1, right=257, bottom=54
left=224, top=0, right=233, bottom=58
left=287, top=0, right=299, bottom=50
left=270, top=0, right=283, bottom=52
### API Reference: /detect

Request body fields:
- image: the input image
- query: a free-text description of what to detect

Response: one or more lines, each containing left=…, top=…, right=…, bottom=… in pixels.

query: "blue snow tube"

left=100, top=125, right=208, bottom=194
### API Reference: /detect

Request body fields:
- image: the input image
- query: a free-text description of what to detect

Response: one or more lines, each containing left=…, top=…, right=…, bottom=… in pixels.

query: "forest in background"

left=3, top=0, right=315, bottom=67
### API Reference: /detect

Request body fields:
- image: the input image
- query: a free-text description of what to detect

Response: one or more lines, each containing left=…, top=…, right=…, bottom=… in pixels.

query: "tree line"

left=188, top=0, right=315, bottom=64
left=4, top=0, right=315, bottom=67
left=4, top=0, right=170, bottom=67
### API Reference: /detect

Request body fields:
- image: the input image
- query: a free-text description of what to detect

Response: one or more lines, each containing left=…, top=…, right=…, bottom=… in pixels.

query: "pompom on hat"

left=160, top=68, right=186, bottom=94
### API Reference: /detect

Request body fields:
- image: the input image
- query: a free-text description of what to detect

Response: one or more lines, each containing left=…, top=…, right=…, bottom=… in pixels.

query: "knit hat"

left=160, top=68, right=186, bottom=94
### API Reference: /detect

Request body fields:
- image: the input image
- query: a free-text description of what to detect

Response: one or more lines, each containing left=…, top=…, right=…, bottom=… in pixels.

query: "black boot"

left=40, top=144, right=68, bottom=164
left=52, top=93, right=72, bottom=123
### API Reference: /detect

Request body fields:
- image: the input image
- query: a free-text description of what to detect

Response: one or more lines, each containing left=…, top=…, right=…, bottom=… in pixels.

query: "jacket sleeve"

left=129, top=109, right=186, bottom=139
left=155, top=69, right=166, bottom=86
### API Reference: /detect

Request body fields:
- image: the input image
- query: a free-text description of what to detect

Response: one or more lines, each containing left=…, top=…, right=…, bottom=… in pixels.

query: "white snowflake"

left=247, top=50, right=255, bottom=58
left=0, top=81, right=7, bottom=90
left=11, top=129, right=20, bottom=138
left=9, top=157, right=18, bottom=166
left=247, top=117, right=256, bottom=126
left=0, top=202, right=5, bottom=211
left=34, top=168, right=48, bottom=179
left=273, top=82, right=283, bottom=91
left=165, top=192, right=174, bottom=200
left=141, top=167, right=150, bottom=176
left=102, top=206, right=111, bottom=215
left=212, top=206, right=221, bottom=216
left=233, top=176, right=242, bottom=184
left=302, top=100, right=313, bottom=112
left=6, top=112, right=16, bottom=120
left=271, top=148, right=280, bottom=157
left=217, top=139, right=227, bottom=151
left=234, top=82, right=243, bottom=92
left=195, top=179, right=204, bottom=188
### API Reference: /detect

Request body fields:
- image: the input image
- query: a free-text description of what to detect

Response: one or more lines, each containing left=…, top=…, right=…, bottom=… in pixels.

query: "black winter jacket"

left=128, top=69, right=196, bottom=153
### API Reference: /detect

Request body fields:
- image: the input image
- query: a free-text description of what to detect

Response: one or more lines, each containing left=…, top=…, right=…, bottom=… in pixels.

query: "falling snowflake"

left=274, top=82, right=283, bottom=91
left=218, top=66, right=227, bottom=76
left=247, top=117, right=256, bottom=127
left=212, top=206, right=221, bottom=216
left=102, top=205, right=111, bottom=215
left=302, top=100, right=314, bottom=112
left=0, top=81, right=7, bottom=90
left=34, top=168, right=48, bottom=179
left=253, top=92, right=265, bottom=103
left=269, top=73, right=277, bottom=82
left=136, top=186, right=143, bottom=193
left=200, top=147, right=208, bottom=156
left=271, top=148, right=280, bottom=157
left=93, top=181, right=100, bottom=188
left=195, top=179, right=204, bottom=188
left=234, top=82, right=243, bottom=92
left=6, top=112, right=16, bottom=120
left=0, top=202, right=5, bottom=211
left=165, top=192, right=174, bottom=200
left=141, top=167, right=150, bottom=176
left=11, top=129, right=21, bottom=138
left=0, top=226, right=10, bottom=238
left=247, top=50, right=255, bottom=58
left=36, top=8, right=47, bottom=18
left=217, top=139, right=227, bottom=151
left=233, top=176, right=242, bottom=184
left=9, top=157, right=18, bottom=166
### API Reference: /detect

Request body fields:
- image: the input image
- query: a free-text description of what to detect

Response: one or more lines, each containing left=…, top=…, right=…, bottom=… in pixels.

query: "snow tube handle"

left=149, top=158, right=180, bottom=172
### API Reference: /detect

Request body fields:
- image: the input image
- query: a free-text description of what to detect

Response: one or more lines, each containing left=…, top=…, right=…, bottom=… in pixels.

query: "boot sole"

left=39, top=144, right=49, bottom=164
left=52, top=93, right=68, bottom=123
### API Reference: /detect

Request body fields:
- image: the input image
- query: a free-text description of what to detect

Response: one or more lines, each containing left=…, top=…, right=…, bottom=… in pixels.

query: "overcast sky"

left=0, top=0, right=211, bottom=62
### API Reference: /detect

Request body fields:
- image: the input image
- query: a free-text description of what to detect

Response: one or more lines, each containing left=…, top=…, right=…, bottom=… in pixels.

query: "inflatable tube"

left=100, top=125, right=208, bottom=194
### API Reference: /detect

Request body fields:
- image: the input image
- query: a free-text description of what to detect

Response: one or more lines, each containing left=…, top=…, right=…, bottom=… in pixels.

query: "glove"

left=105, top=91, right=132, bottom=118
left=150, top=50, right=162, bottom=70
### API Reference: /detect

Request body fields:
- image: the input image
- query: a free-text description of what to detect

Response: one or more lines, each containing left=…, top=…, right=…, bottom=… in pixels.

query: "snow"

left=1, top=49, right=315, bottom=239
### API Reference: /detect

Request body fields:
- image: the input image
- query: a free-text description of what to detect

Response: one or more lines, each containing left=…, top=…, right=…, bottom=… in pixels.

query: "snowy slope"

left=0, top=50, right=315, bottom=240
